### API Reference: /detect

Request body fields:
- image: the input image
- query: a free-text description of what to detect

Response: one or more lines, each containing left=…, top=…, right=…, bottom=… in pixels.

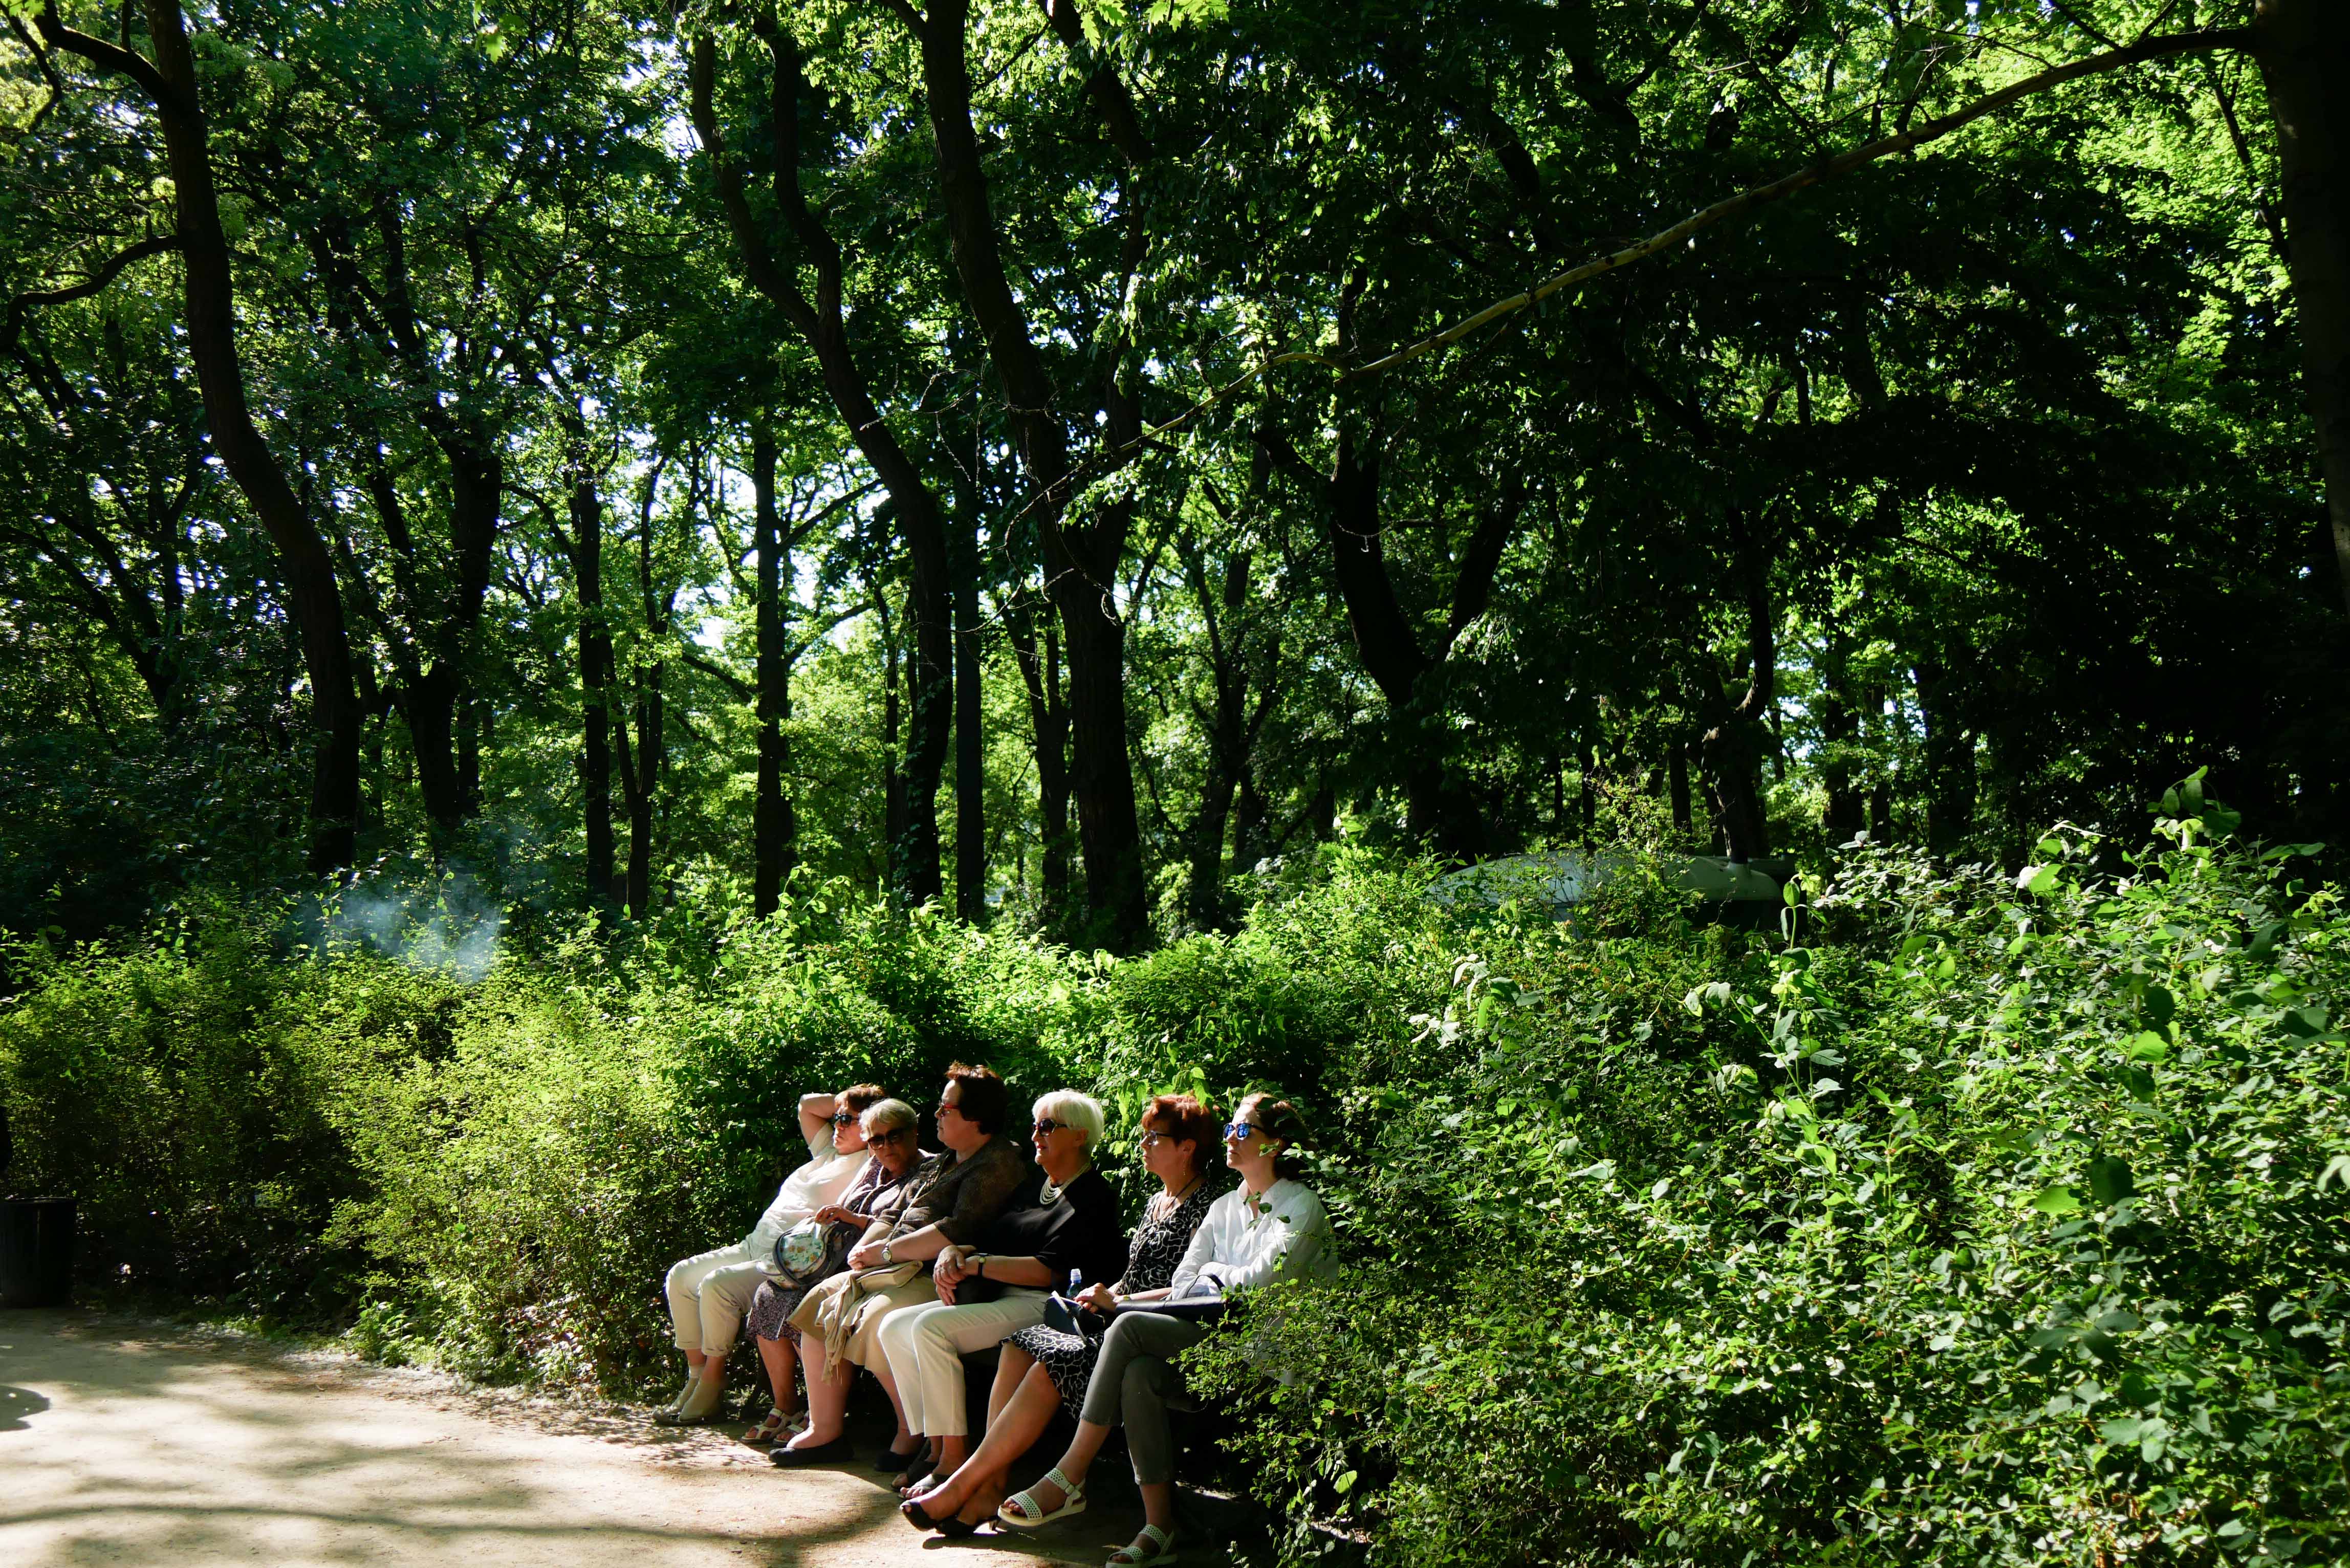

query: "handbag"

left=1042, top=1292, right=1106, bottom=1341
left=771, top=1216, right=853, bottom=1288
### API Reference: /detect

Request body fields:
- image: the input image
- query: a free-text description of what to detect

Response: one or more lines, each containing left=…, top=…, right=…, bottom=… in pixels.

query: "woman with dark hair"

left=770, top=1063, right=1027, bottom=1467
left=901, top=1093, right=1220, bottom=1536
left=738, top=1097, right=927, bottom=1445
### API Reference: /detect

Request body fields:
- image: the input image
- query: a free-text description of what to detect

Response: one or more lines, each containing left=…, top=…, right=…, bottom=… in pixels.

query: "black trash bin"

left=0, top=1196, right=76, bottom=1308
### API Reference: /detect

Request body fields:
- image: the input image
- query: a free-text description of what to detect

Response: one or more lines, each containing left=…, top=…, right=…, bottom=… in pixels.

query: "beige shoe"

left=656, top=1371, right=724, bottom=1426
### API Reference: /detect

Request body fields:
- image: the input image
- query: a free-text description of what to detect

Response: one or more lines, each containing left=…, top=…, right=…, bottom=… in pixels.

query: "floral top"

left=1117, top=1178, right=1223, bottom=1295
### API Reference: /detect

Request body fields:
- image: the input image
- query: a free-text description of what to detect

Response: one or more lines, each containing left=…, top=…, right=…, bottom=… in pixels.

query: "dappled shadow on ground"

left=0, top=1311, right=1203, bottom=1568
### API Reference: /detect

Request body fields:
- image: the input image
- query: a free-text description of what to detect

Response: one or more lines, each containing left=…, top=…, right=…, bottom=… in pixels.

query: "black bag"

left=1043, top=1292, right=1107, bottom=1341
left=1116, top=1296, right=1228, bottom=1327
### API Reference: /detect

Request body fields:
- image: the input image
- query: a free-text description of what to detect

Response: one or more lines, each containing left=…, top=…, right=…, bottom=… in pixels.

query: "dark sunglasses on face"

left=829, top=1110, right=859, bottom=1126
left=1224, top=1121, right=1263, bottom=1142
left=1033, top=1118, right=1068, bottom=1136
left=868, top=1127, right=911, bottom=1145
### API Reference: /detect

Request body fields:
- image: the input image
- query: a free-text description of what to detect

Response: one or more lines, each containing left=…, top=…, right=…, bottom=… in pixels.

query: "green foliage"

left=6, top=802, right=2346, bottom=1568
left=1190, top=808, right=2350, bottom=1566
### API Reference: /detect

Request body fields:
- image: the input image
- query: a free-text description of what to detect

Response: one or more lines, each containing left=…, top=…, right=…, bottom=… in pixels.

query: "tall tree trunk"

left=1006, top=591, right=1071, bottom=925
left=876, top=584, right=906, bottom=877
left=689, top=31, right=947, bottom=907
left=42, top=1, right=361, bottom=872
left=570, top=474, right=615, bottom=918
left=752, top=425, right=792, bottom=916
left=2254, top=0, right=2350, bottom=613
left=951, top=414, right=986, bottom=923
left=1914, top=656, right=1976, bottom=858
left=1669, top=742, right=1693, bottom=833
left=1819, top=633, right=1865, bottom=847
left=1696, top=565, right=1775, bottom=864
left=909, top=0, right=1148, bottom=945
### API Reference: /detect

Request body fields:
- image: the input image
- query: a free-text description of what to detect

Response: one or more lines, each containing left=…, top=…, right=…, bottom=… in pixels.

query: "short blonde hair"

left=861, top=1098, right=918, bottom=1138
left=1031, top=1089, right=1105, bottom=1149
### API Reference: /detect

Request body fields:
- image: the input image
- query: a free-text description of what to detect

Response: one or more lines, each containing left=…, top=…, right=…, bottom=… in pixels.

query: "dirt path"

left=0, top=1310, right=1194, bottom=1568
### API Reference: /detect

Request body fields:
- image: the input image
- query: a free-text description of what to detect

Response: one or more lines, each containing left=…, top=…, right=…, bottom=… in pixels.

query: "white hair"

left=1031, top=1089, right=1106, bottom=1149
left=861, top=1098, right=918, bottom=1137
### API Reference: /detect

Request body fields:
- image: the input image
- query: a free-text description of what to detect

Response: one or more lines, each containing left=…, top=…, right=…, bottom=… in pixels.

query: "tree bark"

left=1819, top=633, right=1865, bottom=847
left=752, top=425, right=793, bottom=915
left=907, top=0, right=1149, bottom=945
left=1695, top=566, right=1775, bottom=864
left=1006, top=589, right=1072, bottom=924
left=689, top=29, right=947, bottom=907
left=2253, top=0, right=2350, bottom=613
left=1914, top=655, right=1976, bottom=858
left=41, top=1, right=361, bottom=872
left=570, top=474, right=615, bottom=918
left=949, top=406, right=986, bottom=923
left=875, top=582, right=907, bottom=876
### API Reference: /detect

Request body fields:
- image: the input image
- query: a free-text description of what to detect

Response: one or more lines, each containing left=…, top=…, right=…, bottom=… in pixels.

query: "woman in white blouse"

left=655, top=1084, right=881, bottom=1425
left=992, top=1094, right=1332, bottom=1567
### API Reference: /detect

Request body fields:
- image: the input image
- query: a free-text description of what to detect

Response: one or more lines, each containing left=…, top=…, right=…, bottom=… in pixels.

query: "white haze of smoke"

left=325, top=869, right=503, bottom=982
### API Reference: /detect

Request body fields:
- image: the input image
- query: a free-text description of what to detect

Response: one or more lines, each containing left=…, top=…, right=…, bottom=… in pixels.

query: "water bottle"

left=1069, top=1267, right=1083, bottom=1297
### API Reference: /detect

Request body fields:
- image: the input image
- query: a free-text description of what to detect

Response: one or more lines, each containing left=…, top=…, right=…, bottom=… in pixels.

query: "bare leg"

left=911, top=1366, right=1063, bottom=1518
left=987, top=1341, right=1036, bottom=1433
left=755, top=1337, right=799, bottom=1414
left=1001, top=1419, right=1113, bottom=1521
left=783, top=1353, right=854, bottom=1449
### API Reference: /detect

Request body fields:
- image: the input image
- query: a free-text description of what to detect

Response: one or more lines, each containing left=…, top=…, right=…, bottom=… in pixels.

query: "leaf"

left=2031, top=1185, right=2082, bottom=1215
left=2318, top=1155, right=2350, bottom=1192
left=2085, top=1154, right=2134, bottom=1206
left=1333, top=1469, right=1357, bottom=1496
left=2126, top=1032, right=2169, bottom=1062
left=2140, top=986, right=2174, bottom=1027
left=2017, top=864, right=2060, bottom=897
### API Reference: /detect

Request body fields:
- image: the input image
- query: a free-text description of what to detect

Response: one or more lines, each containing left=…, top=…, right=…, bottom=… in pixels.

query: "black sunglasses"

left=1033, top=1118, right=1068, bottom=1136
left=829, top=1110, right=859, bottom=1126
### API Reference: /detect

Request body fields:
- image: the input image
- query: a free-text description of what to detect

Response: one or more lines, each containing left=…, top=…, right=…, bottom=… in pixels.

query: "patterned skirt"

left=1008, top=1322, right=1098, bottom=1420
left=746, top=1275, right=817, bottom=1344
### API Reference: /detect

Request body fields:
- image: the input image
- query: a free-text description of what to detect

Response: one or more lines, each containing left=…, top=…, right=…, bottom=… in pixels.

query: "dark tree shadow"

left=0, top=1384, right=49, bottom=1431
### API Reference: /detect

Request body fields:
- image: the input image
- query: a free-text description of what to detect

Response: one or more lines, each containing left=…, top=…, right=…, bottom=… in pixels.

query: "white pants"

left=877, top=1290, right=1049, bottom=1438
left=665, top=1243, right=770, bottom=1357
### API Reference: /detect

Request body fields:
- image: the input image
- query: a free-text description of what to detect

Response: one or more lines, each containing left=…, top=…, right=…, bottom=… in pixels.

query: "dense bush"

left=3, top=797, right=2343, bottom=1565
left=1199, top=793, right=2350, bottom=1566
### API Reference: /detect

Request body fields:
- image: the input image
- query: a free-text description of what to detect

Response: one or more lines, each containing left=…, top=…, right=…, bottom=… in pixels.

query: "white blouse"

left=742, top=1125, right=869, bottom=1259
left=1168, top=1179, right=1335, bottom=1297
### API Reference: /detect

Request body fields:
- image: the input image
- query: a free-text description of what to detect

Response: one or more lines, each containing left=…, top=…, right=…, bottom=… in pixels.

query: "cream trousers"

left=876, top=1289, right=1049, bottom=1438
left=664, top=1243, right=770, bottom=1356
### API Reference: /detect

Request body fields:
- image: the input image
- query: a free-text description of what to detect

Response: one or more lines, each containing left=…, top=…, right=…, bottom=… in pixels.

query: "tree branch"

left=1, top=234, right=182, bottom=352
left=33, top=6, right=185, bottom=114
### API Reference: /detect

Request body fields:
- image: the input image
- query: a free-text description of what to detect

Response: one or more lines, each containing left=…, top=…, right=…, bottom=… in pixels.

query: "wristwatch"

left=882, top=1240, right=896, bottom=1266
left=970, top=1254, right=989, bottom=1278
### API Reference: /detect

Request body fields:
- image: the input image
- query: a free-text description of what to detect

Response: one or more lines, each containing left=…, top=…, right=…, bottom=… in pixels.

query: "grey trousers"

left=1078, top=1310, right=1208, bottom=1487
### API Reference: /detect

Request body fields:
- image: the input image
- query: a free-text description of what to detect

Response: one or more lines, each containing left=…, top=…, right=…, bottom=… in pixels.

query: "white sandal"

left=997, top=1467, right=1086, bottom=1529
left=1107, top=1522, right=1178, bottom=1566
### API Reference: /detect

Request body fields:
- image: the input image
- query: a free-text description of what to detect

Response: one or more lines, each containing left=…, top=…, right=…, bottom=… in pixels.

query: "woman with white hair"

left=872, top=1090, right=1127, bottom=1493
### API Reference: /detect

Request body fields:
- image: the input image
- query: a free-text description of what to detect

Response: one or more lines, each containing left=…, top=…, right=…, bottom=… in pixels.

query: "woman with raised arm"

left=901, top=1093, right=1219, bottom=1535
left=655, top=1083, right=881, bottom=1426
left=989, top=1094, right=1332, bottom=1567
left=737, top=1097, right=926, bottom=1445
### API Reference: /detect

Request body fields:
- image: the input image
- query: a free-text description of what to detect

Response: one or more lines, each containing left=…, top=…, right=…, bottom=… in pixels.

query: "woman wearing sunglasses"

left=902, top=1093, right=1221, bottom=1536
left=655, top=1084, right=883, bottom=1426
left=872, top=1090, right=1128, bottom=1499
left=987, top=1093, right=1331, bottom=1568
left=737, top=1097, right=928, bottom=1444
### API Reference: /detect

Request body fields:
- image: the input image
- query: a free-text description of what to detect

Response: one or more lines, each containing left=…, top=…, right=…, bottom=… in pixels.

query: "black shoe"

left=874, top=1444, right=923, bottom=1474
left=770, top=1434, right=854, bottom=1466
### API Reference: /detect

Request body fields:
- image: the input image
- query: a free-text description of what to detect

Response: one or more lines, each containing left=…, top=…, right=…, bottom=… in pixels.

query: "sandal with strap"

left=740, top=1408, right=793, bottom=1445
left=997, top=1467, right=1086, bottom=1530
left=1107, top=1522, right=1178, bottom=1566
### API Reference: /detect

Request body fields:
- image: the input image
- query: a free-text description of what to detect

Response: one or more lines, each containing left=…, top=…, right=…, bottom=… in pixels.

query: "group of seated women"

left=656, top=1061, right=1333, bottom=1567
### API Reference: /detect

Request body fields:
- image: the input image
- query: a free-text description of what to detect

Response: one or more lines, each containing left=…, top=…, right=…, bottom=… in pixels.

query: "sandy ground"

left=0, top=1310, right=1206, bottom=1568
